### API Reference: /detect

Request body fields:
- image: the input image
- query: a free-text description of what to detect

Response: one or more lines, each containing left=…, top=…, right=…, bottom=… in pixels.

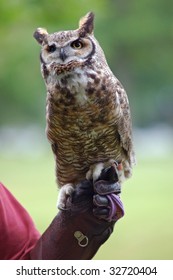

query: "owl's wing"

left=115, top=81, right=136, bottom=167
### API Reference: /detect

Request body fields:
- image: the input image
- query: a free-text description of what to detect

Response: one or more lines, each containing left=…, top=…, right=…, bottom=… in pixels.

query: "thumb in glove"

left=93, top=165, right=125, bottom=222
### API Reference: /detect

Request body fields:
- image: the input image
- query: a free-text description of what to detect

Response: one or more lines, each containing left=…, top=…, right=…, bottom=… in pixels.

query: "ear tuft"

left=33, top=28, right=48, bottom=45
left=79, top=12, right=94, bottom=36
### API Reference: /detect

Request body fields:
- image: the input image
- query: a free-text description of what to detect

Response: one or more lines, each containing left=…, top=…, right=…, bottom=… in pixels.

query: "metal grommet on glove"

left=74, top=231, right=89, bottom=247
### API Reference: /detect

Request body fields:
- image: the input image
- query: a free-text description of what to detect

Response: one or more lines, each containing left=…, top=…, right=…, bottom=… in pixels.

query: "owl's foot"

left=57, top=183, right=75, bottom=210
left=86, top=159, right=124, bottom=183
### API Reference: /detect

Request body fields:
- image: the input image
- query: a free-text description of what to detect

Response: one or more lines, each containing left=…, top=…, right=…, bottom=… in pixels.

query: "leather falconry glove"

left=30, top=166, right=124, bottom=260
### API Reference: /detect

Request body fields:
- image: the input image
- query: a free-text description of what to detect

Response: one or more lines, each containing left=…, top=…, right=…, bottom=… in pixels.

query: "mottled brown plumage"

left=34, top=12, right=136, bottom=208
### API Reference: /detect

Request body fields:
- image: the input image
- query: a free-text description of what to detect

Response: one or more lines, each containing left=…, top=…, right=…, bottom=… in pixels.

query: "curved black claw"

left=96, top=165, right=119, bottom=183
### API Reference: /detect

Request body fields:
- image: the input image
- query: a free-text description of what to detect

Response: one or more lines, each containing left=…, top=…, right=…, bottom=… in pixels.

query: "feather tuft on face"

left=33, top=28, right=48, bottom=45
left=78, top=12, right=94, bottom=36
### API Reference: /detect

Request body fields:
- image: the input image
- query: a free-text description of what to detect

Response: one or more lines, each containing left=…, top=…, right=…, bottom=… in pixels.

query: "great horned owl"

left=34, top=12, right=136, bottom=209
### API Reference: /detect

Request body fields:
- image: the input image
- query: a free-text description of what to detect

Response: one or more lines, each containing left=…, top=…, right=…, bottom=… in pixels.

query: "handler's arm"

left=0, top=167, right=124, bottom=260
left=30, top=167, right=124, bottom=260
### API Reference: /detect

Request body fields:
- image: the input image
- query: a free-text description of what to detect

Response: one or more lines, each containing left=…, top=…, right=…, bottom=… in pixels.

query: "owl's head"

left=33, top=12, right=99, bottom=71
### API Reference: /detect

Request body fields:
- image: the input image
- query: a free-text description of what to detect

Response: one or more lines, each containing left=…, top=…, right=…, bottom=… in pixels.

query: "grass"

left=1, top=153, right=173, bottom=259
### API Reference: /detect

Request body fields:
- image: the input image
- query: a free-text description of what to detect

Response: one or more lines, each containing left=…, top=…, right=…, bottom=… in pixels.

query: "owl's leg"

left=86, top=159, right=125, bottom=183
left=57, top=184, right=75, bottom=210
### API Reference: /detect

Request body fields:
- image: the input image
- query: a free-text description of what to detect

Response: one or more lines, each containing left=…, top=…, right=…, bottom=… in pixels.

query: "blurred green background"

left=0, top=0, right=173, bottom=259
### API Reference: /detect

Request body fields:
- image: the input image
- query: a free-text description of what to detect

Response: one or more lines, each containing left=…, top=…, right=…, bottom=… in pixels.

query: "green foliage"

left=0, top=0, right=173, bottom=126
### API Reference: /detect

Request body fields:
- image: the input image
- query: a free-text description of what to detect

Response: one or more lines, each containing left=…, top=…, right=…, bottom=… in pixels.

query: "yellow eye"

left=71, top=39, right=83, bottom=49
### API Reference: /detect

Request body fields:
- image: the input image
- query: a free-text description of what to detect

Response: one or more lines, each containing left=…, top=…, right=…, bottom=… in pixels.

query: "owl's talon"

left=58, top=204, right=70, bottom=211
left=87, top=160, right=124, bottom=184
left=57, top=183, right=74, bottom=210
left=86, top=162, right=105, bottom=182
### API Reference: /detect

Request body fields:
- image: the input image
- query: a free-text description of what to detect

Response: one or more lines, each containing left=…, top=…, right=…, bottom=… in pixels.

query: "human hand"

left=93, top=165, right=124, bottom=221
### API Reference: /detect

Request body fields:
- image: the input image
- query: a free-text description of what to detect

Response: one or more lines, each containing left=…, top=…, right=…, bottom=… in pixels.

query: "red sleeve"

left=0, top=182, right=41, bottom=260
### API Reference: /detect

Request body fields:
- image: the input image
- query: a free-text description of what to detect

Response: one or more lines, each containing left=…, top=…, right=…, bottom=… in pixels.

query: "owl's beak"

left=59, top=48, right=67, bottom=62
